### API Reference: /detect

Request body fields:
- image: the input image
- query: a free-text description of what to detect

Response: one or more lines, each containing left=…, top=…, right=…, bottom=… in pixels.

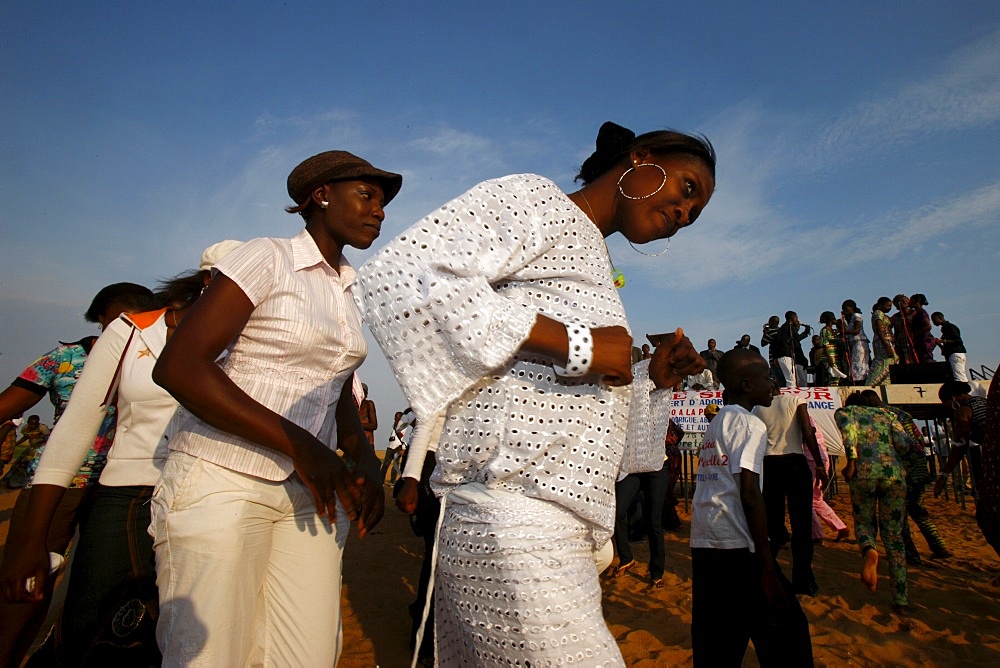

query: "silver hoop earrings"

left=628, top=238, right=671, bottom=257
left=617, top=163, right=667, bottom=200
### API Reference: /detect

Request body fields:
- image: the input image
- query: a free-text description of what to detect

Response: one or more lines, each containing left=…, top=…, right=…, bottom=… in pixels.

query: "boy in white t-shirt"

left=690, top=349, right=813, bottom=666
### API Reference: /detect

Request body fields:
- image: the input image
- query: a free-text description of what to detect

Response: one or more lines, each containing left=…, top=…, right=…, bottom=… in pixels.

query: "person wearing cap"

left=357, top=121, right=713, bottom=664
left=150, top=151, right=396, bottom=665
left=0, top=252, right=225, bottom=663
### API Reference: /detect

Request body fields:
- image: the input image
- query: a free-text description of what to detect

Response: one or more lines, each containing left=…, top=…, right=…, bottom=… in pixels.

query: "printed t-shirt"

left=690, top=404, right=769, bottom=551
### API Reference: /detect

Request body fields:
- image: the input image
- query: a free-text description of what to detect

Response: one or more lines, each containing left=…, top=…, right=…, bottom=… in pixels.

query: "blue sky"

left=2, top=2, right=998, bottom=439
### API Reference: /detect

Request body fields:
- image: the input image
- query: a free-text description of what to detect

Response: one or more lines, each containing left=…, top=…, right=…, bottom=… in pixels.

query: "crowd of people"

left=0, top=121, right=993, bottom=668
left=687, top=297, right=970, bottom=392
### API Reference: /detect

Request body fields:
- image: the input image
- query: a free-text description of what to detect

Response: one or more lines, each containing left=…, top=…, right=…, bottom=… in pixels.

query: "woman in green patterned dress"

left=836, top=392, right=918, bottom=614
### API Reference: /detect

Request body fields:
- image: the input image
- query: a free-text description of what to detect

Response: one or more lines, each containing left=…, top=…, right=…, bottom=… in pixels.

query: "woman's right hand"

left=292, top=439, right=363, bottom=523
left=396, top=478, right=420, bottom=514
left=0, top=540, right=50, bottom=603
left=590, top=326, right=633, bottom=386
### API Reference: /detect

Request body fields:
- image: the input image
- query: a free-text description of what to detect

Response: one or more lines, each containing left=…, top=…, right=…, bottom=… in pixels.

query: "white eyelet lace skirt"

left=432, top=484, right=624, bottom=666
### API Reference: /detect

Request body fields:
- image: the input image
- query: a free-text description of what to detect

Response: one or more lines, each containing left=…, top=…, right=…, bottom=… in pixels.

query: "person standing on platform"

left=932, top=312, right=968, bottom=382
left=772, top=312, right=811, bottom=388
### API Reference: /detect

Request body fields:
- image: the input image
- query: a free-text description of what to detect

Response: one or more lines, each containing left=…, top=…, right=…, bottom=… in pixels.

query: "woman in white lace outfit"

left=357, top=121, right=715, bottom=665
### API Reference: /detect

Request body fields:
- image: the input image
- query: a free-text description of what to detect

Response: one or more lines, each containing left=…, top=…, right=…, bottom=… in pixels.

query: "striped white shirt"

left=169, top=228, right=367, bottom=481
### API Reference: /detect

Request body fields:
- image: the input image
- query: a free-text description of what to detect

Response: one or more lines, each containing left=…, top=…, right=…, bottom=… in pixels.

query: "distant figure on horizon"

left=358, top=383, right=378, bottom=447
left=734, top=334, right=760, bottom=355
left=381, top=408, right=413, bottom=485
left=700, top=339, right=724, bottom=388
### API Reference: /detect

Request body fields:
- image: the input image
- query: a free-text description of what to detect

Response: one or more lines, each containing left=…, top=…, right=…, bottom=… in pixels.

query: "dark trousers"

left=54, top=485, right=158, bottom=664
left=380, top=446, right=403, bottom=484
left=902, top=482, right=948, bottom=557
left=409, top=453, right=440, bottom=662
left=613, top=464, right=668, bottom=580
left=692, top=548, right=813, bottom=667
left=763, top=454, right=816, bottom=592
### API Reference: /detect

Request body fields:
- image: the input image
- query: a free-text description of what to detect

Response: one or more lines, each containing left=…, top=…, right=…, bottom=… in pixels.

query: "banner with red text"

left=668, top=387, right=845, bottom=456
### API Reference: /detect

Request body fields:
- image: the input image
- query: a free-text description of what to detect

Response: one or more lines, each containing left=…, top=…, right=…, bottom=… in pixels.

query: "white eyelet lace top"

left=356, top=174, right=670, bottom=542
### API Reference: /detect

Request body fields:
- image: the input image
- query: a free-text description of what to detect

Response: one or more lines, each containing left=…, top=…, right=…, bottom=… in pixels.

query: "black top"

left=771, top=322, right=810, bottom=367
left=940, top=322, right=966, bottom=356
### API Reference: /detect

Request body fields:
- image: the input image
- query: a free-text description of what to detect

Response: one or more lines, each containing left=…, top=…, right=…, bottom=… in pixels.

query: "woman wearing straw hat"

left=151, top=151, right=396, bottom=665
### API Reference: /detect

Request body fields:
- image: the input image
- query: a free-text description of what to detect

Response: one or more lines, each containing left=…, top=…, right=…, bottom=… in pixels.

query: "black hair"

left=820, top=311, right=837, bottom=325
left=931, top=311, right=944, bottom=320
left=575, top=121, right=716, bottom=185
left=716, top=348, right=766, bottom=391
left=938, top=381, right=972, bottom=402
left=153, top=270, right=210, bottom=309
left=844, top=391, right=866, bottom=407
left=860, top=389, right=882, bottom=407
left=286, top=197, right=319, bottom=221
left=59, top=335, right=100, bottom=354
left=873, top=296, right=892, bottom=312
left=84, top=283, right=155, bottom=322
left=784, top=310, right=797, bottom=321
left=842, top=299, right=858, bottom=311
left=910, top=293, right=928, bottom=306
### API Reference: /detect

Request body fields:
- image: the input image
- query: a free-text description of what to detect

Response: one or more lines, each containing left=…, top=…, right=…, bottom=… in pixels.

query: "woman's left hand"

left=353, top=462, right=385, bottom=538
left=649, top=328, right=704, bottom=389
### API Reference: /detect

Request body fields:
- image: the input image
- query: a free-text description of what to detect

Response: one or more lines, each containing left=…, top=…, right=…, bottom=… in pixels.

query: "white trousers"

left=948, top=353, right=968, bottom=382
left=150, top=451, right=348, bottom=667
left=777, top=357, right=807, bottom=388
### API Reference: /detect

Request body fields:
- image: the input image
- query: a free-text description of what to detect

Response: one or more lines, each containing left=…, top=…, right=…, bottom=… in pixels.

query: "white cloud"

left=813, top=27, right=1000, bottom=165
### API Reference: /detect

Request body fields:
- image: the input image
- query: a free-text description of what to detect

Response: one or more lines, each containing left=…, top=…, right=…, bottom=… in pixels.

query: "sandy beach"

left=2, top=483, right=997, bottom=667
left=338, top=483, right=999, bottom=667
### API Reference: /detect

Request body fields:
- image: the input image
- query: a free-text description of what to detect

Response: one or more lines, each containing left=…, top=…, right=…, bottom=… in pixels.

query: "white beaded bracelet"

left=553, top=323, right=594, bottom=377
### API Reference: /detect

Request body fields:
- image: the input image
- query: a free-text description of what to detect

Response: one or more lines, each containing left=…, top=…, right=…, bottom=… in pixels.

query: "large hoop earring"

left=628, top=238, right=671, bottom=257
left=617, top=163, right=667, bottom=200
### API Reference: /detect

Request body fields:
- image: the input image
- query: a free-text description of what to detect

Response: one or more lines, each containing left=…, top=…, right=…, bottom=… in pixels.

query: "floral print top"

left=12, top=342, right=115, bottom=488
left=835, top=405, right=916, bottom=483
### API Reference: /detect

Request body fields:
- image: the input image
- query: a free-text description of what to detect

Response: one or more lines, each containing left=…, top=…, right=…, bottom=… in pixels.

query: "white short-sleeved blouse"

left=169, top=229, right=367, bottom=481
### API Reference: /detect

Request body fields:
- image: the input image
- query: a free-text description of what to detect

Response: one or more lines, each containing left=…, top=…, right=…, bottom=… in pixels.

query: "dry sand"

left=3, top=485, right=998, bottom=667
